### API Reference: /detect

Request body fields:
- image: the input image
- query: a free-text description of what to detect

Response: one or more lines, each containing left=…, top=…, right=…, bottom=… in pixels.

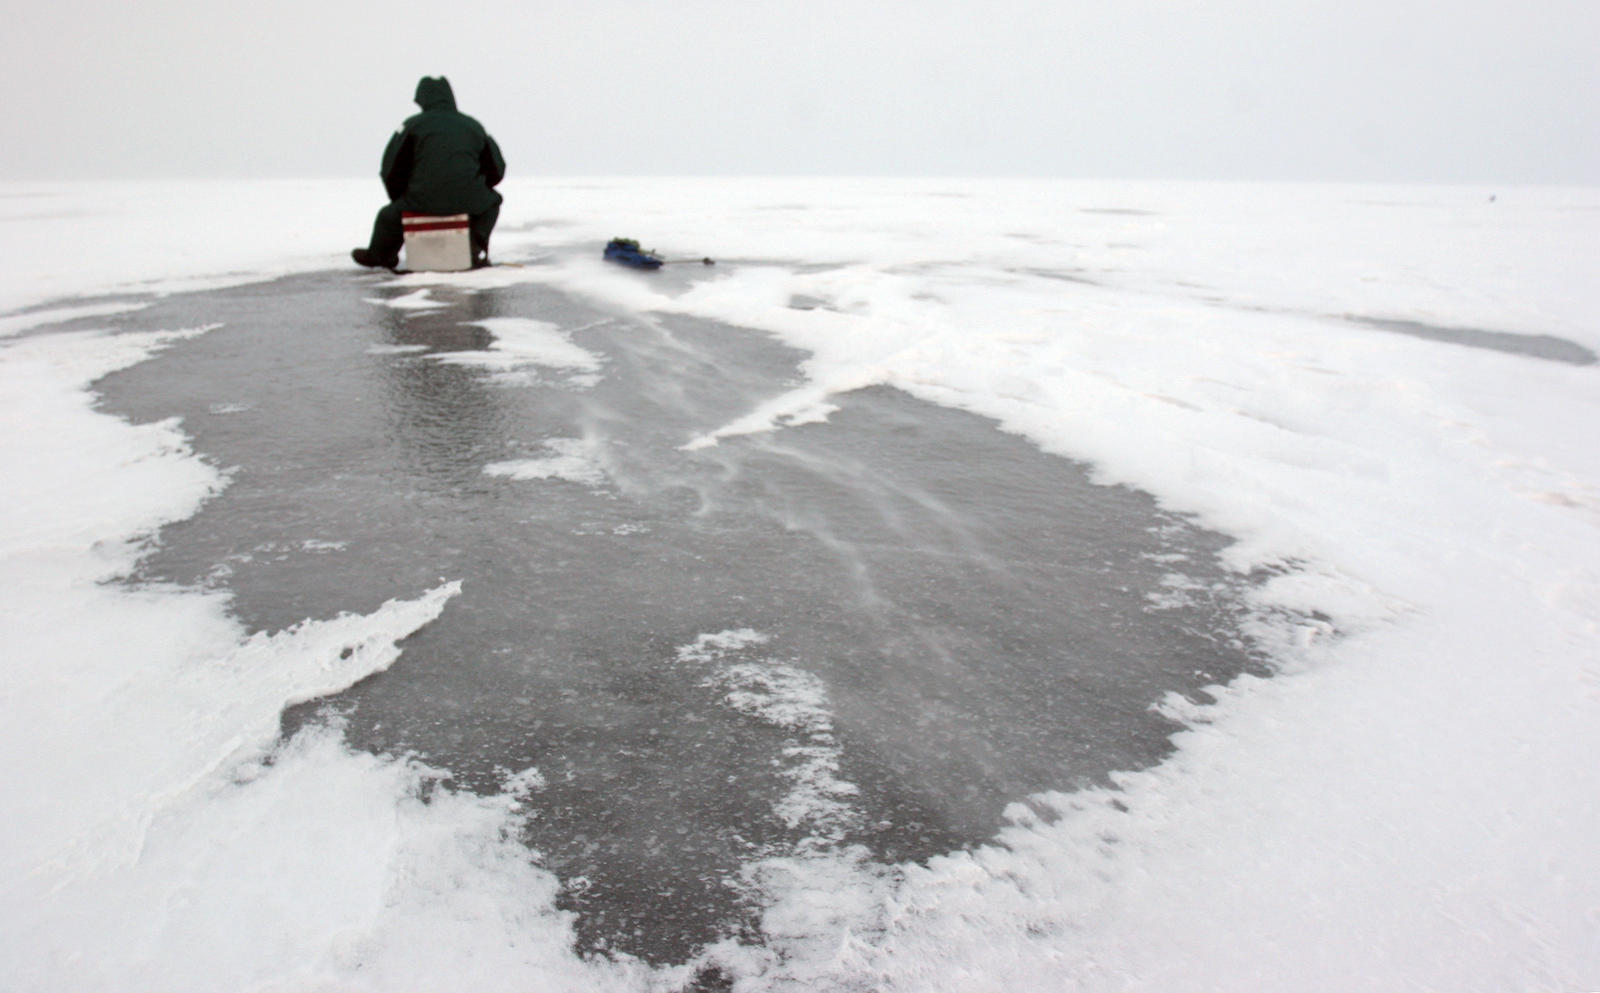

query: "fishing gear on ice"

left=604, top=238, right=714, bottom=269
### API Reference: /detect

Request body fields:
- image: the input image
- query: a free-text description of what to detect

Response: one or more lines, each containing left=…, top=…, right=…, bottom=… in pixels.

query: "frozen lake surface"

left=4, top=178, right=1596, bottom=992
left=98, top=271, right=1263, bottom=963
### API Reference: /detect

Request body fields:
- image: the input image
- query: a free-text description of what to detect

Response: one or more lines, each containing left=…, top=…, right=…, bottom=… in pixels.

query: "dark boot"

left=351, top=247, right=399, bottom=269
left=357, top=203, right=405, bottom=269
left=469, top=204, right=498, bottom=269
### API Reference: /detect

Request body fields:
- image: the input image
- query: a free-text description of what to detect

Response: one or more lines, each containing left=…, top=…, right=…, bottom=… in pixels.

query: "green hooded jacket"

left=380, top=76, right=505, bottom=215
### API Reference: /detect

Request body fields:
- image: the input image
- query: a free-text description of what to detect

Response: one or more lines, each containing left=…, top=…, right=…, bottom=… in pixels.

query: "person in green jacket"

left=352, top=76, right=506, bottom=269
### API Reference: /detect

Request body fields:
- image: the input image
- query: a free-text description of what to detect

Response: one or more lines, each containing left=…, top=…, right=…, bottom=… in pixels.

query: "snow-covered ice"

left=1, top=176, right=1597, bottom=991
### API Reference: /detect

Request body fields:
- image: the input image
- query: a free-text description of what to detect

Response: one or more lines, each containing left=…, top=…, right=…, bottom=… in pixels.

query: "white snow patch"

left=365, top=288, right=448, bottom=311
left=485, top=437, right=609, bottom=487
left=365, top=343, right=430, bottom=355
left=498, top=765, right=548, bottom=799
left=675, top=627, right=771, bottom=663
left=0, top=179, right=381, bottom=311
left=431, top=317, right=604, bottom=387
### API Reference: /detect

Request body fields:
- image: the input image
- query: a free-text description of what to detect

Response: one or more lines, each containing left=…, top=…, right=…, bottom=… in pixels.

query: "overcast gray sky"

left=4, top=0, right=1596, bottom=183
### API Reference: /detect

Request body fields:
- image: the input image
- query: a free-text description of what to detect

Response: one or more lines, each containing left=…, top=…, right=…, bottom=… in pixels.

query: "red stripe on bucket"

left=402, top=213, right=470, bottom=232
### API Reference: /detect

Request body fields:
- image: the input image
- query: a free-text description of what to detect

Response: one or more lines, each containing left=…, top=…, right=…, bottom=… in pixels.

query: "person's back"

left=354, top=76, right=505, bottom=269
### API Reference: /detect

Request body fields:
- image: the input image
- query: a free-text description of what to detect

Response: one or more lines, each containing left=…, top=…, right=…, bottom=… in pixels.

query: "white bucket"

left=401, top=213, right=472, bottom=271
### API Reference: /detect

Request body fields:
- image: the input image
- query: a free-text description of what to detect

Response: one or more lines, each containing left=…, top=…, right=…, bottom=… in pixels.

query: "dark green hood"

left=413, top=76, right=456, bottom=112
left=380, top=74, right=504, bottom=215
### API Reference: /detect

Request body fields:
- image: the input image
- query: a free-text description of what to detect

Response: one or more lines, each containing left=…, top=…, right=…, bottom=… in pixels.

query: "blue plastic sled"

left=603, top=238, right=663, bottom=270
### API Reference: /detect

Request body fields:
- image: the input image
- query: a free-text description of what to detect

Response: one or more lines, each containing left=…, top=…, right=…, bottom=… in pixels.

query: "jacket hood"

left=413, top=76, right=456, bottom=111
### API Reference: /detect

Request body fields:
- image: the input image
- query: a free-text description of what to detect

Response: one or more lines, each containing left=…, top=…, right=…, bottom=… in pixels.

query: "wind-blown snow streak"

left=675, top=631, right=895, bottom=987
left=677, top=629, right=862, bottom=844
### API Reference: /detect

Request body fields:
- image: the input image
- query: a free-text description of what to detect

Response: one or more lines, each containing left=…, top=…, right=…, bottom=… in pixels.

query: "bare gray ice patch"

left=91, top=270, right=1269, bottom=967
left=1343, top=314, right=1597, bottom=365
